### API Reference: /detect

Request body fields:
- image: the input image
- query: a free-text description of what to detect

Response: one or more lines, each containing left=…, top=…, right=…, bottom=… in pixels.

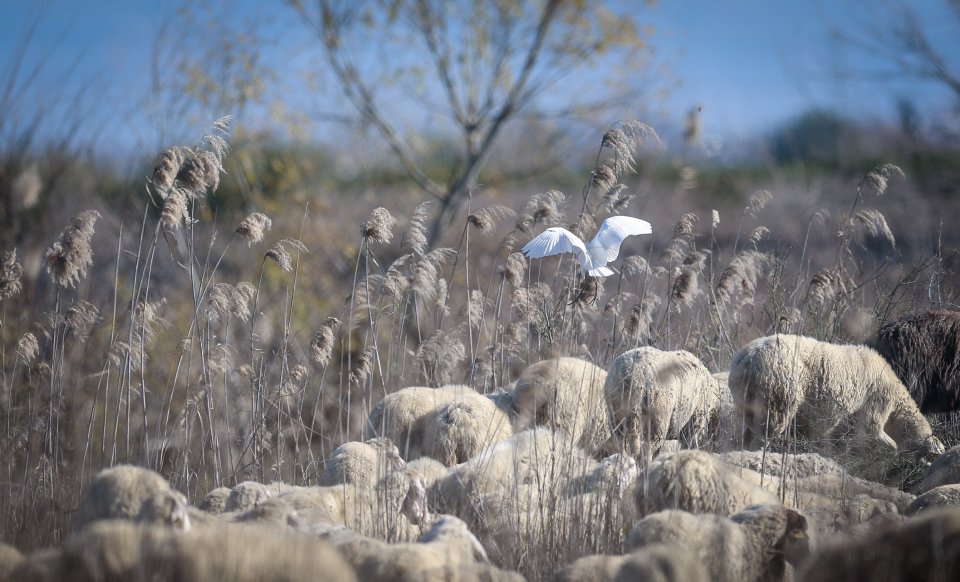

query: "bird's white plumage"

left=521, top=215, right=652, bottom=277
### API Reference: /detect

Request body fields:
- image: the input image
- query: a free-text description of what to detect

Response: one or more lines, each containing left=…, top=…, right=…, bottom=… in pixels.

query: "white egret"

left=521, top=215, right=652, bottom=277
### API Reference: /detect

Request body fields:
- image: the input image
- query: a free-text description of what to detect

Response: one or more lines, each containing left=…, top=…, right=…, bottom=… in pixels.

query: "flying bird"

left=521, top=215, right=652, bottom=277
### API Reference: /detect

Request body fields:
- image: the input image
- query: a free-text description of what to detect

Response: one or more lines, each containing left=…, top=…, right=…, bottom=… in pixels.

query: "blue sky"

left=1, top=0, right=957, bottom=158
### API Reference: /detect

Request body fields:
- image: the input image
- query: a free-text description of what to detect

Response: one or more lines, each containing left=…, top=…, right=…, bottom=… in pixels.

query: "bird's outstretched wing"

left=521, top=227, right=592, bottom=273
left=586, top=216, right=652, bottom=265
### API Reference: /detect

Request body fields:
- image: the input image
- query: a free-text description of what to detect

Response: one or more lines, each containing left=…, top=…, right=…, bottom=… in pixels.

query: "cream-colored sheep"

left=366, top=384, right=512, bottom=464
left=134, top=490, right=191, bottom=531
left=319, top=514, right=504, bottom=582
left=319, top=437, right=405, bottom=487
left=636, top=450, right=781, bottom=517
left=552, top=543, right=710, bottom=582
left=626, top=504, right=810, bottom=582
left=509, top=357, right=612, bottom=454
left=0, top=543, right=24, bottom=581
left=196, top=486, right=231, bottom=514
left=10, top=520, right=356, bottom=582
left=605, top=347, right=732, bottom=459
left=917, top=444, right=960, bottom=493
left=75, top=465, right=181, bottom=529
left=799, top=507, right=960, bottom=582
left=224, top=481, right=271, bottom=512
left=729, top=334, right=945, bottom=469
left=906, top=484, right=960, bottom=516
left=421, top=396, right=513, bottom=466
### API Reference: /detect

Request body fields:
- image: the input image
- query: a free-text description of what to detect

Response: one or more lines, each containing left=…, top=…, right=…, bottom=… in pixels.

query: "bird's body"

left=521, top=216, right=652, bottom=277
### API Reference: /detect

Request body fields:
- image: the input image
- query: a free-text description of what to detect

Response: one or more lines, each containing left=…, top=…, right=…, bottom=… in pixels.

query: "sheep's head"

left=419, top=515, right=489, bottom=563
left=402, top=476, right=429, bottom=525
left=135, top=491, right=191, bottom=531
left=780, top=509, right=810, bottom=566
left=919, top=435, right=947, bottom=463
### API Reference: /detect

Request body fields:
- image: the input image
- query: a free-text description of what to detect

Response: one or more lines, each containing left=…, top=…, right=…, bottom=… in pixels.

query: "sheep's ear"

left=786, top=509, right=807, bottom=532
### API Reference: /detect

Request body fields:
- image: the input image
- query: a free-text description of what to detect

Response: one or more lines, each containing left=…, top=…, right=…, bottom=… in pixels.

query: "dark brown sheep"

left=869, top=310, right=960, bottom=414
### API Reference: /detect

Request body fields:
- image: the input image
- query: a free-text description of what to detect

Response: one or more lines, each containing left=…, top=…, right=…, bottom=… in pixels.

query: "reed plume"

left=44, top=210, right=100, bottom=288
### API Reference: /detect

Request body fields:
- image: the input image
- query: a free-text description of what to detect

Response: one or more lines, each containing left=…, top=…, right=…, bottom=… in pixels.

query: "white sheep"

left=421, top=396, right=513, bottom=466
left=604, top=347, right=733, bottom=459
left=0, top=542, right=24, bottom=581
left=224, top=481, right=271, bottom=512
left=906, top=484, right=960, bottom=516
left=196, top=486, right=231, bottom=514
left=11, top=519, right=356, bottom=582
left=319, top=437, right=405, bottom=487
left=75, top=465, right=181, bottom=529
left=134, top=490, right=192, bottom=531
left=317, top=514, right=511, bottom=581
left=509, top=357, right=612, bottom=454
left=626, top=504, right=810, bottom=582
left=552, top=543, right=710, bottom=582
left=917, top=444, right=960, bottom=493
left=728, top=334, right=945, bottom=470
left=636, top=450, right=781, bottom=517
left=798, top=507, right=960, bottom=582
left=366, top=384, right=512, bottom=464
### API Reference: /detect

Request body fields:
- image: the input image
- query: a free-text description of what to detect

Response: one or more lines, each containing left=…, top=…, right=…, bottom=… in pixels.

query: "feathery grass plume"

left=44, top=210, right=100, bottom=289
left=621, top=255, right=650, bottom=278
left=861, top=163, right=904, bottom=197
left=748, top=226, right=769, bottom=248
left=517, top=190, right=566, bottom=232
left=16, top=332, right=39, bottom=364
left=716, top=251, right=771, bottom=305
left=512, top=282, right=554, bottom=329
left=625, top=297, right=660, bottom=340
left=176, top=150, right=221, bottom=196
left=12, top=164, right=41, bottom=209
left=381, top=254, right=413, bottom=297
left=572, top=212, right=596, bottom=238
left=0, top=249, right=23, bottom=300
left=206, top=344, right=234, bottom=376
left=349, top=346, right=375, bottom=386
left=662, top=213, right=698, bottom=263
left=65, top=300, right=99, bottom=342
left=151, top=147, right=189, bottom=196
left=806, top=267, right=847, bottom=308
left=160, top=189, right=189, bottom=229
left=599, top=184, right=634, bottom=214
left=776, top=308, right=803, bottom=334
left=672, top=251, right=707, bottom=308
left=235, top=213, right=272, bottom=245
left=504, top=320, right=528, bottom=351
left=745, top=190, right=773, bottom=217
left=602, top=291, right=635, bottom=319
left=362, top=207, right=396, bottom=244
left=467, top=205, right=516, bottom=235
left=591, top=159, right=619, bottom=194
left=503, top=252, right=527, bottom=288
left=601, top=121, right=658, bottom=174
left=206, top=283, right=254, bottom=323
left=311, top=317, right=341, bottom=368
left=290, top=364, right=309, bottom=383
left=416, top=330, right=466, bottom=386
left=202, top=115, right=232, bottom=160
left=852, top=209, right=896, bottom=250
left=434, top=277, right=450, bottom=317
left=402, top=201, right=432, bottom=256
left=265, top=238, right=309, bottom=272
left=711, top=209, right=720, bottom=229
left=572, top=275, right=603, bottom=306
left=674, top=213, right=698, bottom=237
left=411, top=247, right=457, bottom=301
left=462, top=289, right=486, bottom=330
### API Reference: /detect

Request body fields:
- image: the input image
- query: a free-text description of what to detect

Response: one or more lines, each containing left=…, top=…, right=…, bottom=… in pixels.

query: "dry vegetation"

left=2, top=115, right=960, bottom=580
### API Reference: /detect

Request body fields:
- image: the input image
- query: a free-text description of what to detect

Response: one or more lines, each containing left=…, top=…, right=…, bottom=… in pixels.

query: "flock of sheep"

left=4, top=310, right=960, bottom=581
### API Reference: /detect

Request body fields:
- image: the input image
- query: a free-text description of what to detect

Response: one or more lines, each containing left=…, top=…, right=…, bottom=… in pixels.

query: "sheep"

left=552, top=544, right=709, bottom=582
left=728, top=334, right=945, bottom=472
left=868, top=310, right=960, bottom=413
left=10, top=519, right=356, bottom=582
left=604, top=347, right=733, bottom=459
left=509, top=357, right=612, bottom=454
left=0, top=543, right=24, bottom=581
left=319, top=437, right=405, bottom=487
left=918, top=444, right=960, bottom=493
left=421, top=397, right=513, bottom=466
left=134, top=490, right=192, bottom=530
left=75, top=465, right=181, bottom=529
left=366, top=385, right=512, bottom=464
left=625, top=504, right=810, bottom=582
left=318, top=514, right=511, bottom=582
left=636, top=450, right=781, bottom=517
left=721, top=450, right=916, bottom=511
left=196, top=486, right=231, bottom=514
left=906, top=484, right=960, bottom=516
left=799, top=507, right=960, bottom=582
left=224, top=481, right=271, bottom=512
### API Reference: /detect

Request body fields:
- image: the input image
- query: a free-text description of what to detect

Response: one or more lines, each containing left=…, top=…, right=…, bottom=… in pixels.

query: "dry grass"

left=0, top=118, right=958, bottom=581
